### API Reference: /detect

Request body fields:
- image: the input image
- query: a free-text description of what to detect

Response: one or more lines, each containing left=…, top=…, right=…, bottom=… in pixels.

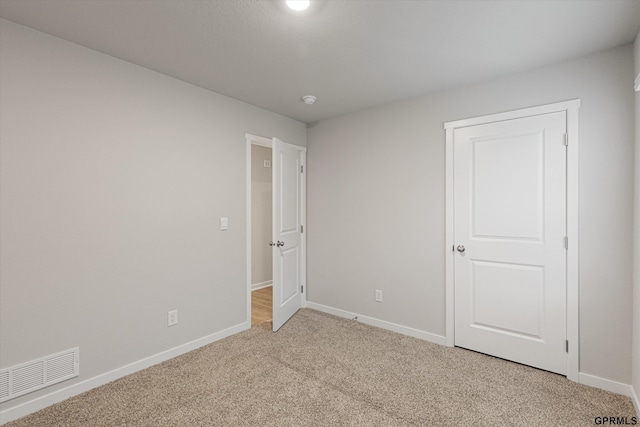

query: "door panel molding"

left=444, top=99, right=580, bottom=381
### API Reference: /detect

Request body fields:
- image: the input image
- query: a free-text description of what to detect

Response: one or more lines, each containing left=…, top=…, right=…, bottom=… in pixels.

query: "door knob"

left=268, top=241, right=275, bottom=247
left=457, top=245, right=465, bottom=253
left=277, top=241, right=284, bottom=247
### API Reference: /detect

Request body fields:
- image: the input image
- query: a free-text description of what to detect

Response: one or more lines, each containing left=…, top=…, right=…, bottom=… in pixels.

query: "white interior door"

left=272, top=138, right=304, bottom=331
left=454, top=111, right=567, bottom=374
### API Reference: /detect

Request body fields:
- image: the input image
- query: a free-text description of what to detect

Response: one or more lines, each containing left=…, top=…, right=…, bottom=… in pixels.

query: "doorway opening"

left=245, top=133, right=307, bottom=332
left=248, top=137, right=274, bottom=329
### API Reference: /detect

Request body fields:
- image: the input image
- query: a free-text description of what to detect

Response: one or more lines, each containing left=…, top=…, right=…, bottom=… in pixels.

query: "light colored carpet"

left=6, top=309, right=637, bottom=426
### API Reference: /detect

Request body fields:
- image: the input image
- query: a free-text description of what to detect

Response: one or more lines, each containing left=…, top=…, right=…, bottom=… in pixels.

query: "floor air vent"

left=0, top=347, right=79, bottom=403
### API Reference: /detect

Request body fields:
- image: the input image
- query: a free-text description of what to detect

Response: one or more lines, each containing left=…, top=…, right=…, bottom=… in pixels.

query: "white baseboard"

left=251, top=280, right=272, bottom=291
left=306, top=301, right=447, bottom=346
left=307, top=302, right=639, bottom=406
left=3, top=312, right=636, bottom=424
left=631, top=385, right=639, bottom=416
left=578, top=373, right=635, bottom=400
left=0, top=321, right=250, bottom=425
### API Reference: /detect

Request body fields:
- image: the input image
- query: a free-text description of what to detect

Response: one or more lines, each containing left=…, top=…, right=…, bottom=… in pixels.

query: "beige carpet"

left=6, top=309, right=637, bottom=426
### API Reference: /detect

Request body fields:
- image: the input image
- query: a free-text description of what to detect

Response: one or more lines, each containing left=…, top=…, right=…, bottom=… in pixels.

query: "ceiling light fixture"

left=302, top=95, right=317, bottom=105
left=286, top=0, right=310, bottom=11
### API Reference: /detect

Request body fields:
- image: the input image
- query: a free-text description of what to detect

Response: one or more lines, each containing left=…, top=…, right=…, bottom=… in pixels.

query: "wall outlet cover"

left=168, top=310, right=178, bottom=326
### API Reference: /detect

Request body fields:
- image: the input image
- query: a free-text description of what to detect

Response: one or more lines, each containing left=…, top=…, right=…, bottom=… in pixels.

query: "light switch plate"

left=220, top=217, right=228, bottom=231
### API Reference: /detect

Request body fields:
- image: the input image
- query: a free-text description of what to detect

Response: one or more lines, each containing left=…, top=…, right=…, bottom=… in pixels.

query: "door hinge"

left=301, top=165, right=304, bottom=173
left=564, top=236, right=568, bottom=250
left=566, top=340, right=569, bottom=353
left=300, top=286, right=304, bottom=293
left=301, top=225, right=304, bottom=233
left=564, top=133, right=568, bottom=146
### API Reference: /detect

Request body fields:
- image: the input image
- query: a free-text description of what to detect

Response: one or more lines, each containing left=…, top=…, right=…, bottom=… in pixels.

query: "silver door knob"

left=277, top=241, right=284, bottom=247
left=457, top=245, right=465, bottom=253
left=268, top=241, right=275, bottom=247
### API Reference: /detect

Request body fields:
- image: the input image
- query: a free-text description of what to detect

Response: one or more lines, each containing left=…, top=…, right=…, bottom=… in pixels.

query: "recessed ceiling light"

left=286, top=0, right=310, bottom=11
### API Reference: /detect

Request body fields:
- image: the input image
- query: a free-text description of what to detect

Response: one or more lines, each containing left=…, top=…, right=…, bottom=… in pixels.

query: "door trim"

left=443, top=99, right=580, bottom=381
left=245, top=134, right=307, bottom=328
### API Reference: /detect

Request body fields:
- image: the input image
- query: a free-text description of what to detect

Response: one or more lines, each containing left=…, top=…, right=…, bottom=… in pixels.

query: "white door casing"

left=445, top=100, right=580, bottom=380
left=272, top=137, right=305, bottom=331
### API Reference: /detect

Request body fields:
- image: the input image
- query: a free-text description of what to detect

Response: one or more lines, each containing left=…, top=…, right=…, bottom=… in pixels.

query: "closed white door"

left=272, top=138, right=304, bottom=331
left=454, top=112, right=567, bottom=374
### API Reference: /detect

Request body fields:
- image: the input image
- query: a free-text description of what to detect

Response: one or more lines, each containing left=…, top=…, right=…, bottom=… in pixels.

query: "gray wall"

left=633, top=30, right=640, bottom=404
left=0, top=19, right=306, bottom=411
left=251, top=145, right=272, bottom=286
left=307, top=45, right=635, bottom=384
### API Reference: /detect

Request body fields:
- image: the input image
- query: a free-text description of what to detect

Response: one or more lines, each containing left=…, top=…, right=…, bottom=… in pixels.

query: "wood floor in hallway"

left=251, top=286, right=272, bottom=327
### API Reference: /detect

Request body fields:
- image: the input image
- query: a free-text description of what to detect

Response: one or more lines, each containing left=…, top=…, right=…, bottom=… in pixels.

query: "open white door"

left=272, top=138, right=305, bottom=331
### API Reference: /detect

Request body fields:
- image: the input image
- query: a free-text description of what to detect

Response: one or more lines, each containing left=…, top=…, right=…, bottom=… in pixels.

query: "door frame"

left=245, top=133, right=307, bottom=327
left=444, top=99, right=580, bottom=381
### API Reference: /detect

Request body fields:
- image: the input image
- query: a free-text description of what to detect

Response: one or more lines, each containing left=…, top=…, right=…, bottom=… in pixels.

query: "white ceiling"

left=1, top=0, right=639, bottom=124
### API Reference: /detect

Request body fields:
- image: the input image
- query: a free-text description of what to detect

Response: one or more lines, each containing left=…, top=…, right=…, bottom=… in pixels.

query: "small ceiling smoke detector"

left=286, top=0, right=310, bottom=11
left=302, top=95, right=317, bottom=105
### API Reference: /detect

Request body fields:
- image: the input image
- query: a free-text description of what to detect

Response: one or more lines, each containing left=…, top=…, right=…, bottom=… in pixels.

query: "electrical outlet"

left=375, top=290, right=383, bottom=303
left=168, top=310, right=178, bottom=327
